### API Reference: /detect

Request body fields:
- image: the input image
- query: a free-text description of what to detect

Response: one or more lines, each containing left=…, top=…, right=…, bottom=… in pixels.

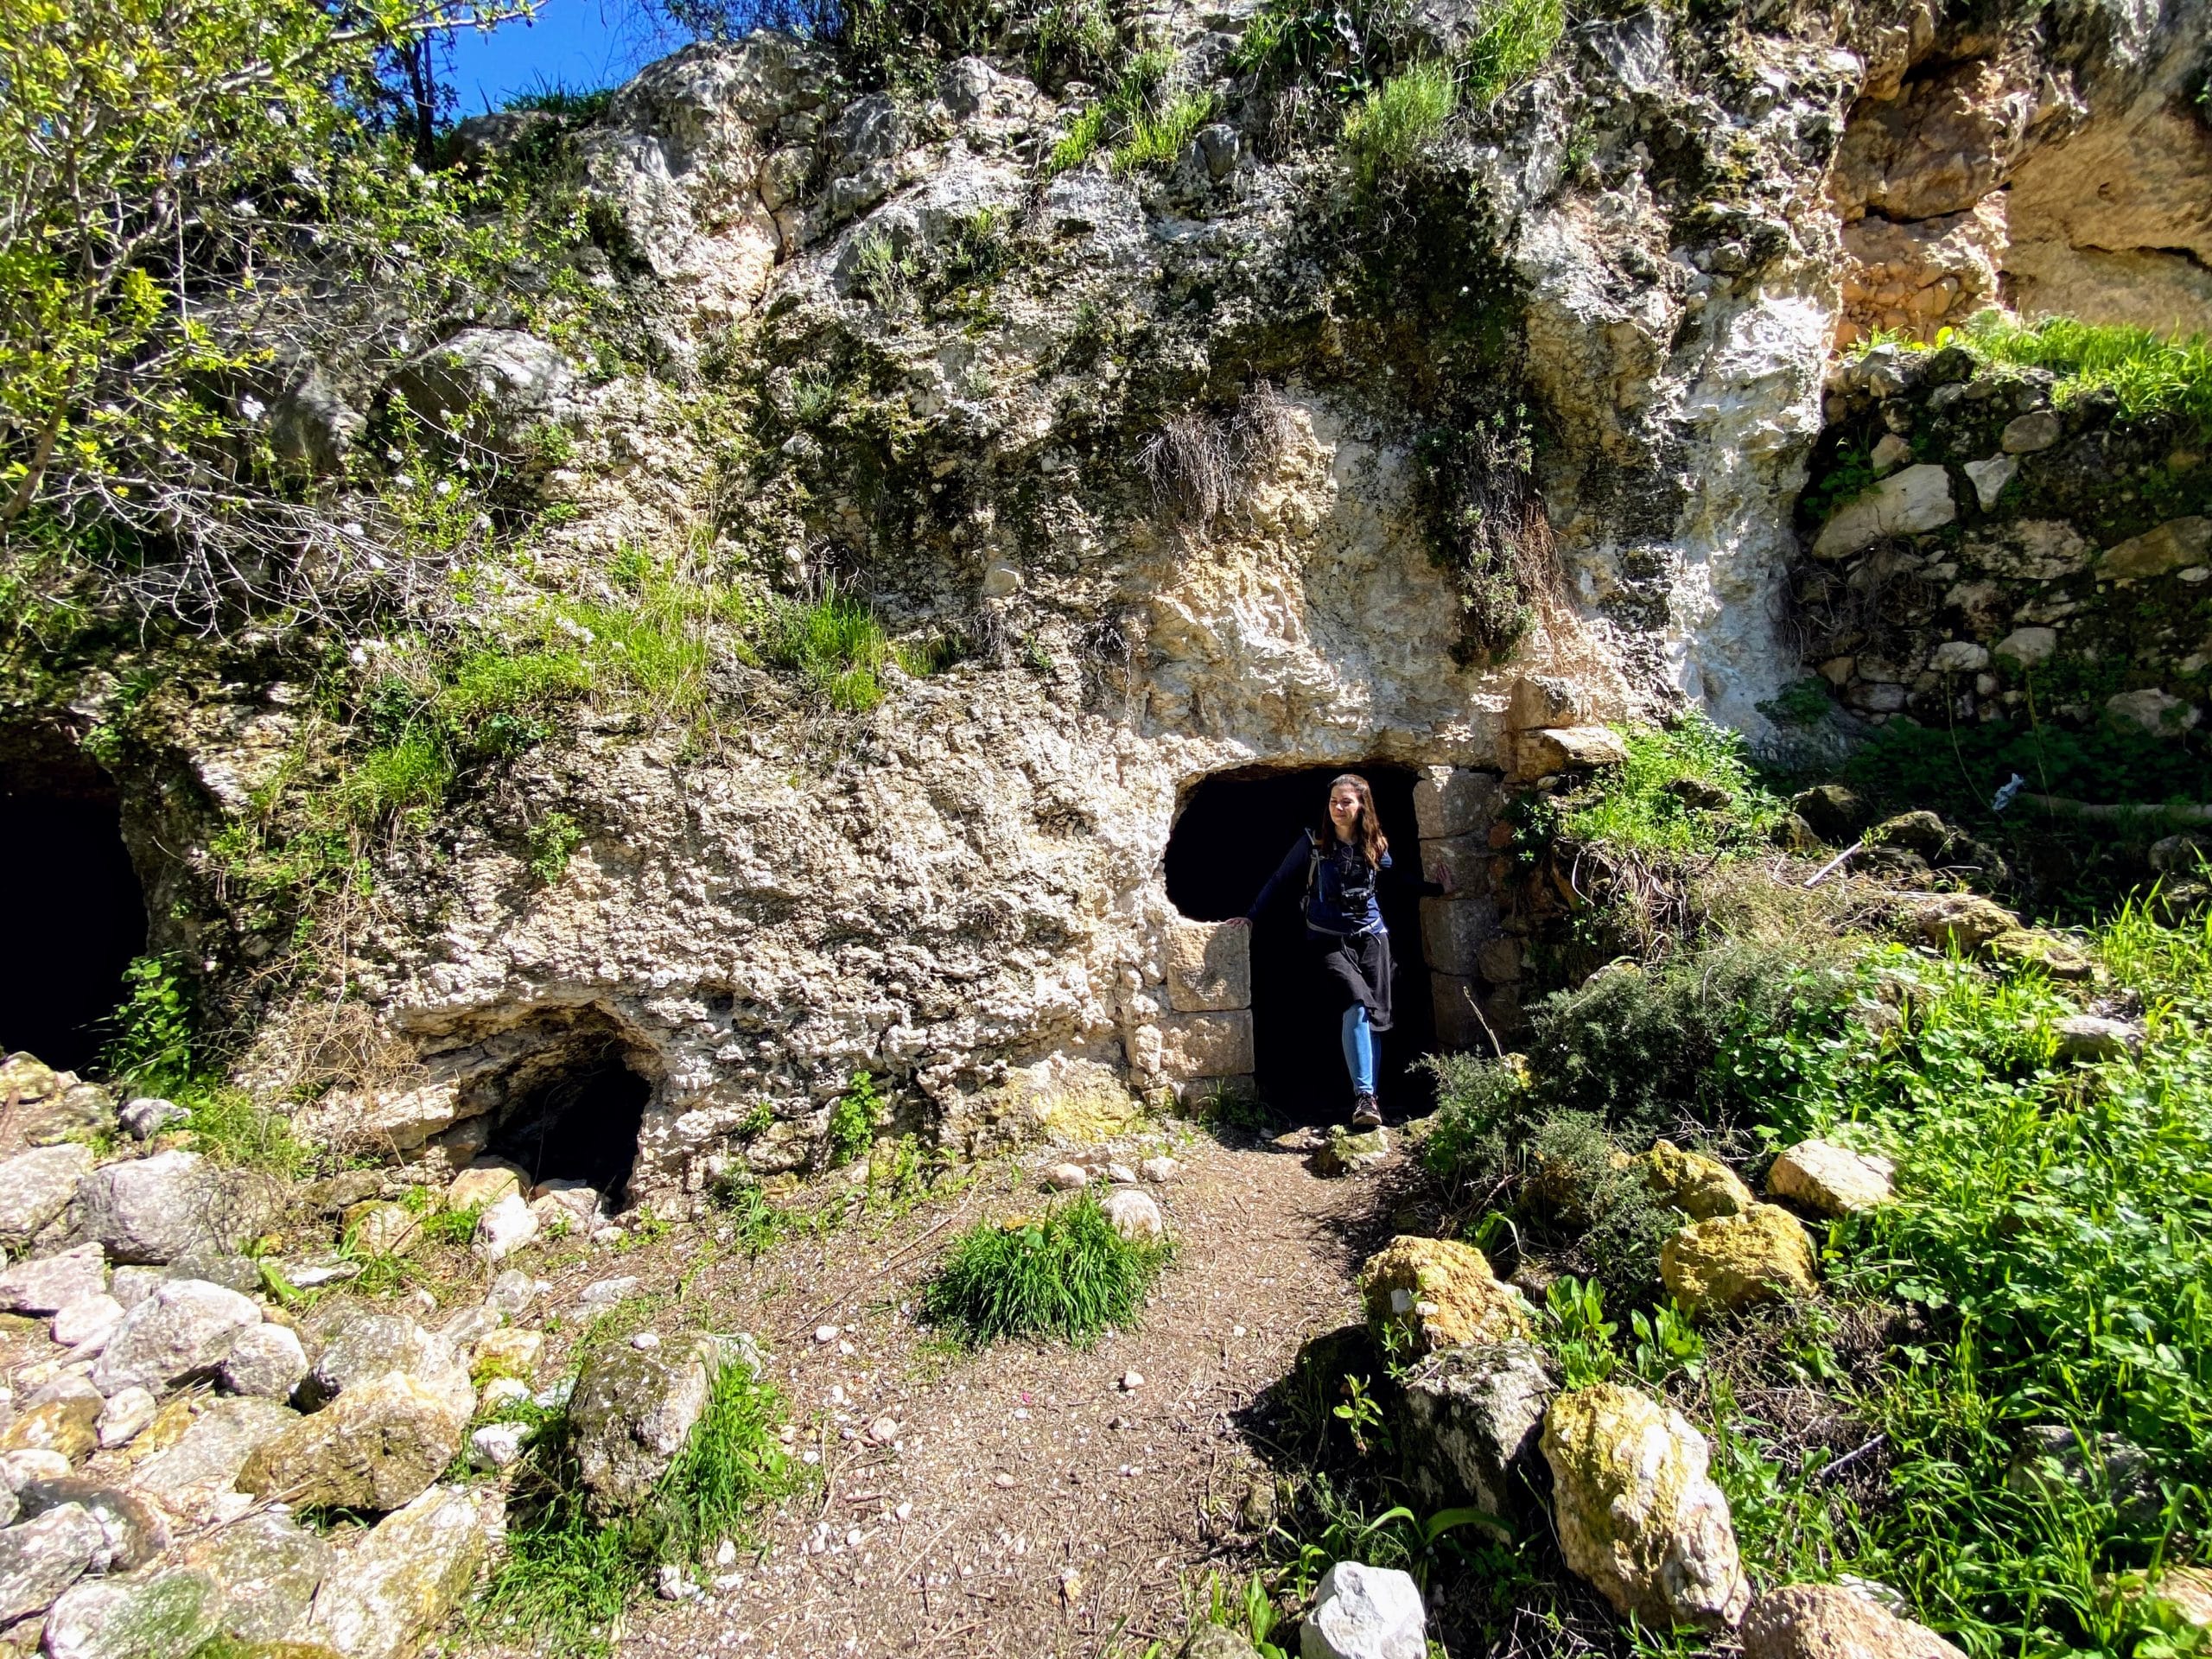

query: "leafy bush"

left=1340, top=60, right=1458, bottom=187
left=1546, top=712, right=1786, bottom=861
left=921, top=1195, right=1173, bottom=1346
left=825, top=1071, right=880, bottom=1167
left=103, top=952, right=195, bottom=1089
left=1962, top=311, right=2212, bottom=441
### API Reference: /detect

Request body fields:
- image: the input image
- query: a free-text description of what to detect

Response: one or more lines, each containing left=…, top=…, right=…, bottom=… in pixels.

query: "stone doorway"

left=0, top=736, right=147, bottom=1073
left=1165, top=765, right=1439, bottom=1122
left=483, top=1046, right=652, bottom=1210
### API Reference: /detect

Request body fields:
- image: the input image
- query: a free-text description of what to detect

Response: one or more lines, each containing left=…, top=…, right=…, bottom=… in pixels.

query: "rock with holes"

left=221, top=1322, right=310, bottom=1400
left=76, top=1151, right=276, bottom=1265
left=14, top=1477, right=171, bottom=1573
left=0, top=1244, right=106, bottom=1319
left=42, top=1564, right=227, bottom=1659
left=0, top=1500, right=107, bottom=1623
left=184, top=1507, right=331, bottom=1644
left=1301, top=1560, right=1428, bottom=1659
left=567, top=1338, right=715, bottom=1516
left=1359, top=1236, right=1530, bottom=1357
left=1397, top=1339, right=1556, bottom=1516
left=238, top=1370, right=474, bottom=1513
left=0, top=1144, right=94, bottom=1251
left=305, top=1482, right=504, bottom=1659
left=1740, top=1582, right=1967, bottom=1659
left=1634, top=1141, right=1753, bottom=1219
left=127, top=1396, right=301, bottom=1526
left=1543, top=1382, right=1750, bottom=1628
left=1100, top=1186, right=1165, bottom=1243
left=91, top=1278, right=264, bottom=1395
left=1766, top=1141, right=1896, bottom=1217
left=1661, top=1205, right=1819, bottom=1317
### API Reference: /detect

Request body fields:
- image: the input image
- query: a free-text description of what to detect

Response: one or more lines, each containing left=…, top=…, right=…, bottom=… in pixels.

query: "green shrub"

left=825, top=1071, right=880, bottom=1166
left=1111, top=90, right=1216, bottom=175
left=921, top=1195, right=1173, bottom=1347
left=102, top=952, right=195, bottom=1089
left=1339, top=60, right=1458, bottom=187
left=1459, top=0, right=1565, bottom=107
left=1963, top=310, right=2212, bottom=440
left=761, top=588, right=890, bottom=713
left=175, top=1083, right=311, bottom=1179
left=1547, top=712, right=1786, bottom=861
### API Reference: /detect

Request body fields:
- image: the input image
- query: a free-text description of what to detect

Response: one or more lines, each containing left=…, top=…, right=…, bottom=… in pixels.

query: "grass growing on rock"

left=921, top=1194, right=1173, bottom=1347
left=1542, top=712, right=1785, bottom=861
left=1963, top=310, right=2212, bottom=440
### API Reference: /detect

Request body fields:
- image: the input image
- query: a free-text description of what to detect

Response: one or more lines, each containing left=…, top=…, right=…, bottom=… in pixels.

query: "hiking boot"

left=1351, top=1093, right=1382, bottom=1129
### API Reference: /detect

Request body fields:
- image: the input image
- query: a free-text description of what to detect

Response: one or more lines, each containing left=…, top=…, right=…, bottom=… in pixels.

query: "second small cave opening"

left=1166, top=763, right=1438, bottom=1122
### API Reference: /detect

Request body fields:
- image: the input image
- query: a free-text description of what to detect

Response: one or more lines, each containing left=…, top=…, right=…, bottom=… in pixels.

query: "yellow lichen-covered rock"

left=1541, top=1383, right=1750, bottom=1628
left=1910, top=893, right=2019, bottom=953
left=1984, top=929, right=2094, bottom=980
left=1767, top=1140, right=1895, bottom=1217
left=1359, top=1236, right=1529, bottom=1356
left=1741, top=1582, right=1967, bottom=1659
left=1635, top=1141, right=1754, bottom=1219
left=1661, top=1205, right=1819, bottom=1316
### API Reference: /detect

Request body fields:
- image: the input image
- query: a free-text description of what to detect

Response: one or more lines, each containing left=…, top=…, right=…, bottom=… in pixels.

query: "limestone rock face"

left=92, top=1279, right=264, bottom=1395
left=1542, top=1383, right=1750, bottom=1629
left=1360, top=1237, right=1529, bottom=1357
left=568, top=1340, right=713, bottom=1516
left=1767, top=1141, right=1895, bottom=1217
left=238, top=1371, right=474, bottom=1513
left=1636, top=1141, right=1754, bottom=1219
left=77, top=1151, right=275, bottom=1265
left=41, top=1564, right=226, bottom=1659
left=1662, top=1205, right=1820, bottom=1316
left=1301, top=1561, right=1427, bottom=1659
left=305, top=1484, right=502, bottom=1659
left=0, top=1243, right=107, bottom=1315
left=1740, top=1583, right=1967, bottom=1659
left=1397, top=1340, right=1557, bottom=1515
left=184, top=1508, right=331, bottom=1643
left=0, top=1143, right=93, bottom=1250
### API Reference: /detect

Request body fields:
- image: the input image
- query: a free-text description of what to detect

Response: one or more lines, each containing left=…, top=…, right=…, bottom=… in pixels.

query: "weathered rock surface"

left=0, top=1386, right=101, bottom=1460
left=472, top=1191, right=538, bottom=1262
left=305, top=1483, right=502, bottom=1659
left=1662, top=1205, right=1820, bottom=1315
left=1543, top=1383, right=1750, bottom=1628
left=14, top=1477, right=171, bottom=1573
left=0, top=1500, right=106, bottom=1622
left=76, top=1152, right=274, bottom=1265
left=1101, top=1187, right=1166, bottom=1243
left=238, top=1370, right=474, bottom=1513
left=0, top=1243, right=106, bottom=1315
left=1360, top=1237, right=1529, bottom=1356
left=1635, top=1141, right=1753, bottom=1219
left=0, top=1144, right=93, bottom=1250
left=302, top=1313, right=461, bottom=1409
left=1301, top=1561, right=1427, bottom=1659
left=185, top=1508, right=331, bottom=1643
left=43, top=1564, right=226, bottom=1659
left=1397, top=1339, right=1556, bottom=1515
left=1766, top=1141, right=1896, bottom=1216
left=92, top=1278, right=264, bottom=1395
left=128, top=1397, right=302, bottom=1524
left=568, top=1339, right=712, bottom=1515
left=221, top=1321, right=311, bottom=1399
left=2054, top=1015, right=2142, bottom=1061
left=1740, top=1582, right=1966, bottom=1659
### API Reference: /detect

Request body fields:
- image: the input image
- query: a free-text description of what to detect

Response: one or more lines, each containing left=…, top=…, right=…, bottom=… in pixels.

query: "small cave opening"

left=484, top=1046, right=652, bottom=1210
left=1166, top=764, right=1438, bottom=1123
left=0, top=734, right=148, bottom=1075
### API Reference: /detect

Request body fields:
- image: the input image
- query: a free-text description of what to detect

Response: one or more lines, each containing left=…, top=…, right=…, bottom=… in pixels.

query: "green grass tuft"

left=1111, top=90, right=1216, bottom=175
left=1047, top=105, right=1108, bottom=175
left=761, top=588, right=891, bottom=713
left=921, top=1194, right=1173, bottom=1348
left=1963, top=311, right=2212, bottom=440
left=1340, top=60, right=1458, bottom=187
left=1459, top=0, right=1564, bottom=107
left=1546, top=711, right=1785, bottom=861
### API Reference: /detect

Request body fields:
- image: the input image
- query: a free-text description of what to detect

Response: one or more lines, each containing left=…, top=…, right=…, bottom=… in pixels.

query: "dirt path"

left=599, top=1130, right=1411, bottom=1657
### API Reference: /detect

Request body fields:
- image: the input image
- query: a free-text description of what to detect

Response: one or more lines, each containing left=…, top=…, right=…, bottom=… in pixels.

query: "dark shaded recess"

left=486, top=1048, right=650, bottom=1208
left=0, top=731, right=147, bottom=1073
left=1166, top=764, right=1438, bottom=1124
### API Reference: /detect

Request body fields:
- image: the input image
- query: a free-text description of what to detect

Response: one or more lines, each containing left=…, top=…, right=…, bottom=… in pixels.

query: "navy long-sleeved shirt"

left=1247, top=833, right=1391, bottom=937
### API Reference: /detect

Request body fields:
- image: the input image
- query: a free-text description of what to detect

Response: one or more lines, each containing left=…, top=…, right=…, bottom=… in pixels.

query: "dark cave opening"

left=0, top=743, right=147, bottom=1075
left=485, top=1048, right=652, bottom=1209
left=1166, top=764, right=1438, bottom=1124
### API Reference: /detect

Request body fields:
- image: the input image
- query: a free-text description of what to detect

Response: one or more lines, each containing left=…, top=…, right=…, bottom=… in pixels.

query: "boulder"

left=2099, top=516, right=2210, bottom=581
left=1662, top=1205, right=1820, bottom=1316
left=530, top=1181, right=601, bottom=1230
left=1766, top=1141, right=1896, bottom=1217
left=0, top=1500, right=105, bottom=1622
left=127, top=1397, right=302, bottom=1525
left=53, top=1293, right=124, bottom=1351
left=1397, top=1339, right=1556, bottom=1515
left=472, top=1191, right=538, bottom=1262
left=96, top=1388, right=158, bottom=1450
left=237, top=1370, right=474, bottom=1513
left=1101, top=1187, right=1166, bottom=1243
left=445, top=1162, right=524, bottom=1211
left=1985, top=929, right=2095, bottom=980
left=1910, top=894, right=2019, bottom=953
left=1359, top=1237, right=1529, bottom=1357
left=1542, top=1383, right=1750, bottom=1628
left=305, top=1483, right=503, bottom=1659
left=0, top=1386, right=100, bottom=1461
left=77, top=1151, right=275, bottom=1265
left=0, top=1243, right=106, bottom=1316
left=344, top=1201, right=423, bottom=1258
left=1300, top=1561, right=1427, bottom=1659
left=19, top=1082, right=115, bottom=1147
left=118, top=1096, right=188, bottom=1140
left=221, top=1322, right=311, bottom=1400
left=0, top=1144, right=93, bottom=1250
left=0, top=1052, right=60, bottom=1104
left=1312, top=1127, right=1390, bottom=1178
left=91, top=1278, right=264, bottom=1395
left=13, top=1477, right=170, bottom=1572
left=1634, top=1141, right=1753, bottom=1219
left=1514, top=727, right=1629, bottom=777
left=302, top=1313, right=459, bottom=1410
left=468, top=1327, right=543, bottom=1380
left=568, top=1338, right=715, bottom=1516
left=185, top=1508, right=331, bottom=1643
left=41, top=1565, right=226, bottom=1659
left=2053, top=1014, right=2142, bottom=1061
left=387, top=327, right=576, bottom=460
left=1740, top=1582, right=1966, bottom=1659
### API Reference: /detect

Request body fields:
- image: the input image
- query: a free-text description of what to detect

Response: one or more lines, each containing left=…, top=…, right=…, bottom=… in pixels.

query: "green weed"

left=826, top=1071, right=881, bottom=1167
left=1459, top=0, right=1564, bottom=108
left=1544, top=712, right=1786, bottom=861
left=1112, top=91, right=1216, bottom=175
left=920, top=1195, right=1173, bottom=1347
left=1962, top=312, right=2212, bottom=441
left=102, top=952, right=195, bottom=1089
left=762, top=588, right=891, bottom=713
left=526, top=811, right=586, bottom=886
left=1047, top=104, right=1107, bottom=174
left=174, top=1083, right=311, bottom=1179
left=1340, top=60, right=1458, bottom=187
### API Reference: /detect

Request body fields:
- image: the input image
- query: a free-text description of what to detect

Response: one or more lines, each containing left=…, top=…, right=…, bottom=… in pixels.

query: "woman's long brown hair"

left=1325, top=772, right=1389, bottom=868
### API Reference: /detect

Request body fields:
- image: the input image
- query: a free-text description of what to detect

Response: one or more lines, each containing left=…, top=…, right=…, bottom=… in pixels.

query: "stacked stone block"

left=1414, top=766, right=1516, bottom=1050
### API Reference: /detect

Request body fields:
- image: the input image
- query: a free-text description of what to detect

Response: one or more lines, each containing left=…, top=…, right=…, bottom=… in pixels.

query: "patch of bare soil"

left=566, top=1130, right=1409, bottom=1658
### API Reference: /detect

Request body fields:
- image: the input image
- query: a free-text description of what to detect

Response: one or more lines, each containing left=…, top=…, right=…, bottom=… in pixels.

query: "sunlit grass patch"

left=921, top=1194, right=1173, bottom=1347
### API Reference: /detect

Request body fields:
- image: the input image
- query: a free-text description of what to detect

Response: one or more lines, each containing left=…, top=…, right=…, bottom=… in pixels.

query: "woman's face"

left=1328, top=784, right=1363, bottom=836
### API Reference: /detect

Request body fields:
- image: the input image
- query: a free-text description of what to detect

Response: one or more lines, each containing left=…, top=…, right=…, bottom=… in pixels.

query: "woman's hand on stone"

left=1431, top=865, right=1456, bottom=893
left=1223, top=916, right=1251, bottom=929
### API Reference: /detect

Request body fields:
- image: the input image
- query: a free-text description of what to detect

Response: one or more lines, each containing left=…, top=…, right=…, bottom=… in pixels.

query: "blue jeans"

left=1340, top=1003, right=1377, bottom=1096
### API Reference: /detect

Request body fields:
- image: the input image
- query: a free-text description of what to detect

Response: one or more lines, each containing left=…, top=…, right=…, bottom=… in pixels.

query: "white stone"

left=0, top=1503, right=110, bottom=1624
left=1963, top=454, right=2018, bottom=509
left=1139, top=1157, right=1180, bottom=1183
left=220, top=1321, right=310, bottom=1399
left=0, top=1145, right=94, bottom=1252
left=0, top=1245, right=107, bottom=1317
left=77, top=1150, right=271, bottom=1265
left=1812, top=464, right=1955, bottom=558
left=1766, top=1140, right=1896, bottom=1216
left=1929, top=640, right=1990, bottom=673
left=1302, top=1561, right=1428, bottom=1659
left=1994, top=626, right=2059, bottom=667
left=469, top=1422, right=528, bottom=1469
left=96, top=1387, right=159, bottom=1450
left=1043, top=1162, right=1090, bottom=1191
left=472, top=1191, right=539, bottom=1262
left=50, top=1294, right=124, bottom=1353
left=1100, top=1187, right=1165, bottom=1243
left=90, top=1279, right=263, bottom=1395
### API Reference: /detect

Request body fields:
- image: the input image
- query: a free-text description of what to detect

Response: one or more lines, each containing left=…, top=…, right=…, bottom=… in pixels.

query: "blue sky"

left=443, top=0, right=687, bottom=115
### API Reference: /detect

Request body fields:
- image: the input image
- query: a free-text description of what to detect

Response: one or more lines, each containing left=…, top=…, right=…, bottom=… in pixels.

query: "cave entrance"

left=0, top=734, right=147, bottom=1075
left=1166, top=764, right=1437, bottom=1123
left=484, top=1046, right=652, bottom=1210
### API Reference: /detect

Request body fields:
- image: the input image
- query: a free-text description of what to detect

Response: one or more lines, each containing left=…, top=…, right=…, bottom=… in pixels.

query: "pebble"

left=868, top=1415, right=899, bottom=1445
left=1043, top=1163, right=1090, bottom=1191
left=845, top=1527, right=864, bottom=1548
left=657, top=1563, right=702, bottom=1600
left=630, top=1332, right=661, bottom=1350
left=715, top=1538, right=739, bottom=1567
left=838, top=1339, right=855, bottom=1356
left=814, top=1324, right=840, bottom=1344
left=894, top=1500, right=913, bottom=1522
left=992, top=1471, right=1014, bottom=1488
left=1121, top=1370, right=1143, bottom=1391
left=578, top=1276, right=640, bottom=1308
left=1105, top=1163, right=1138, bottom=1185
left=1140, top=1157, right=1181, bottom=1183
left=470, top=1422, right=528, bottom=1469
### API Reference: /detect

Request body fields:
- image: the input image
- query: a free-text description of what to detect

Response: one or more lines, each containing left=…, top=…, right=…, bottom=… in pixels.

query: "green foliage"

left=1844, top=715, right=2212, bottom=822
left=1192, top=1573, right=1290, bottom=1659
left=102, top=952, right=195, bottom=1089
left=762, top=588, right=891, bottom=712
left=1758, top=676, right=1837, bottom=728
left=1456, top=0, right=1563, bottom=108
left=502, top=76, right=616, bottom=119
left=1046, top=104, right=1108, bottom=174
left=1546, top=712, right=1786, bottom=861
left=175, top=1083, right=311, bottom=1178
left=526, top=811, right=586, bottom=886
left=1111, top=90, right=1216, bottom=175
left=920, top=1195, right=1173, bottom=1347
left=825, top=1071, right=881, bottom=1166
left=1538, top=1274, right=1621, bottom=1387
left=893, top=626, right=974, bottom=677
left=1963, top=311, right=2212, bottom=441
left=1802, top=441, right=1879, bottom=523
left=1629, top=1301, right=1704, bottom=1383
left=1339, top=60, right=1458, bottom=187
left=474, top=1357, right=801, bottom=1656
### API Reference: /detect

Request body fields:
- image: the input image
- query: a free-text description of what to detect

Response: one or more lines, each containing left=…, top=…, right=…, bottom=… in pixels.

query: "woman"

left=1228, top=773, right=1447, bottom=1129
